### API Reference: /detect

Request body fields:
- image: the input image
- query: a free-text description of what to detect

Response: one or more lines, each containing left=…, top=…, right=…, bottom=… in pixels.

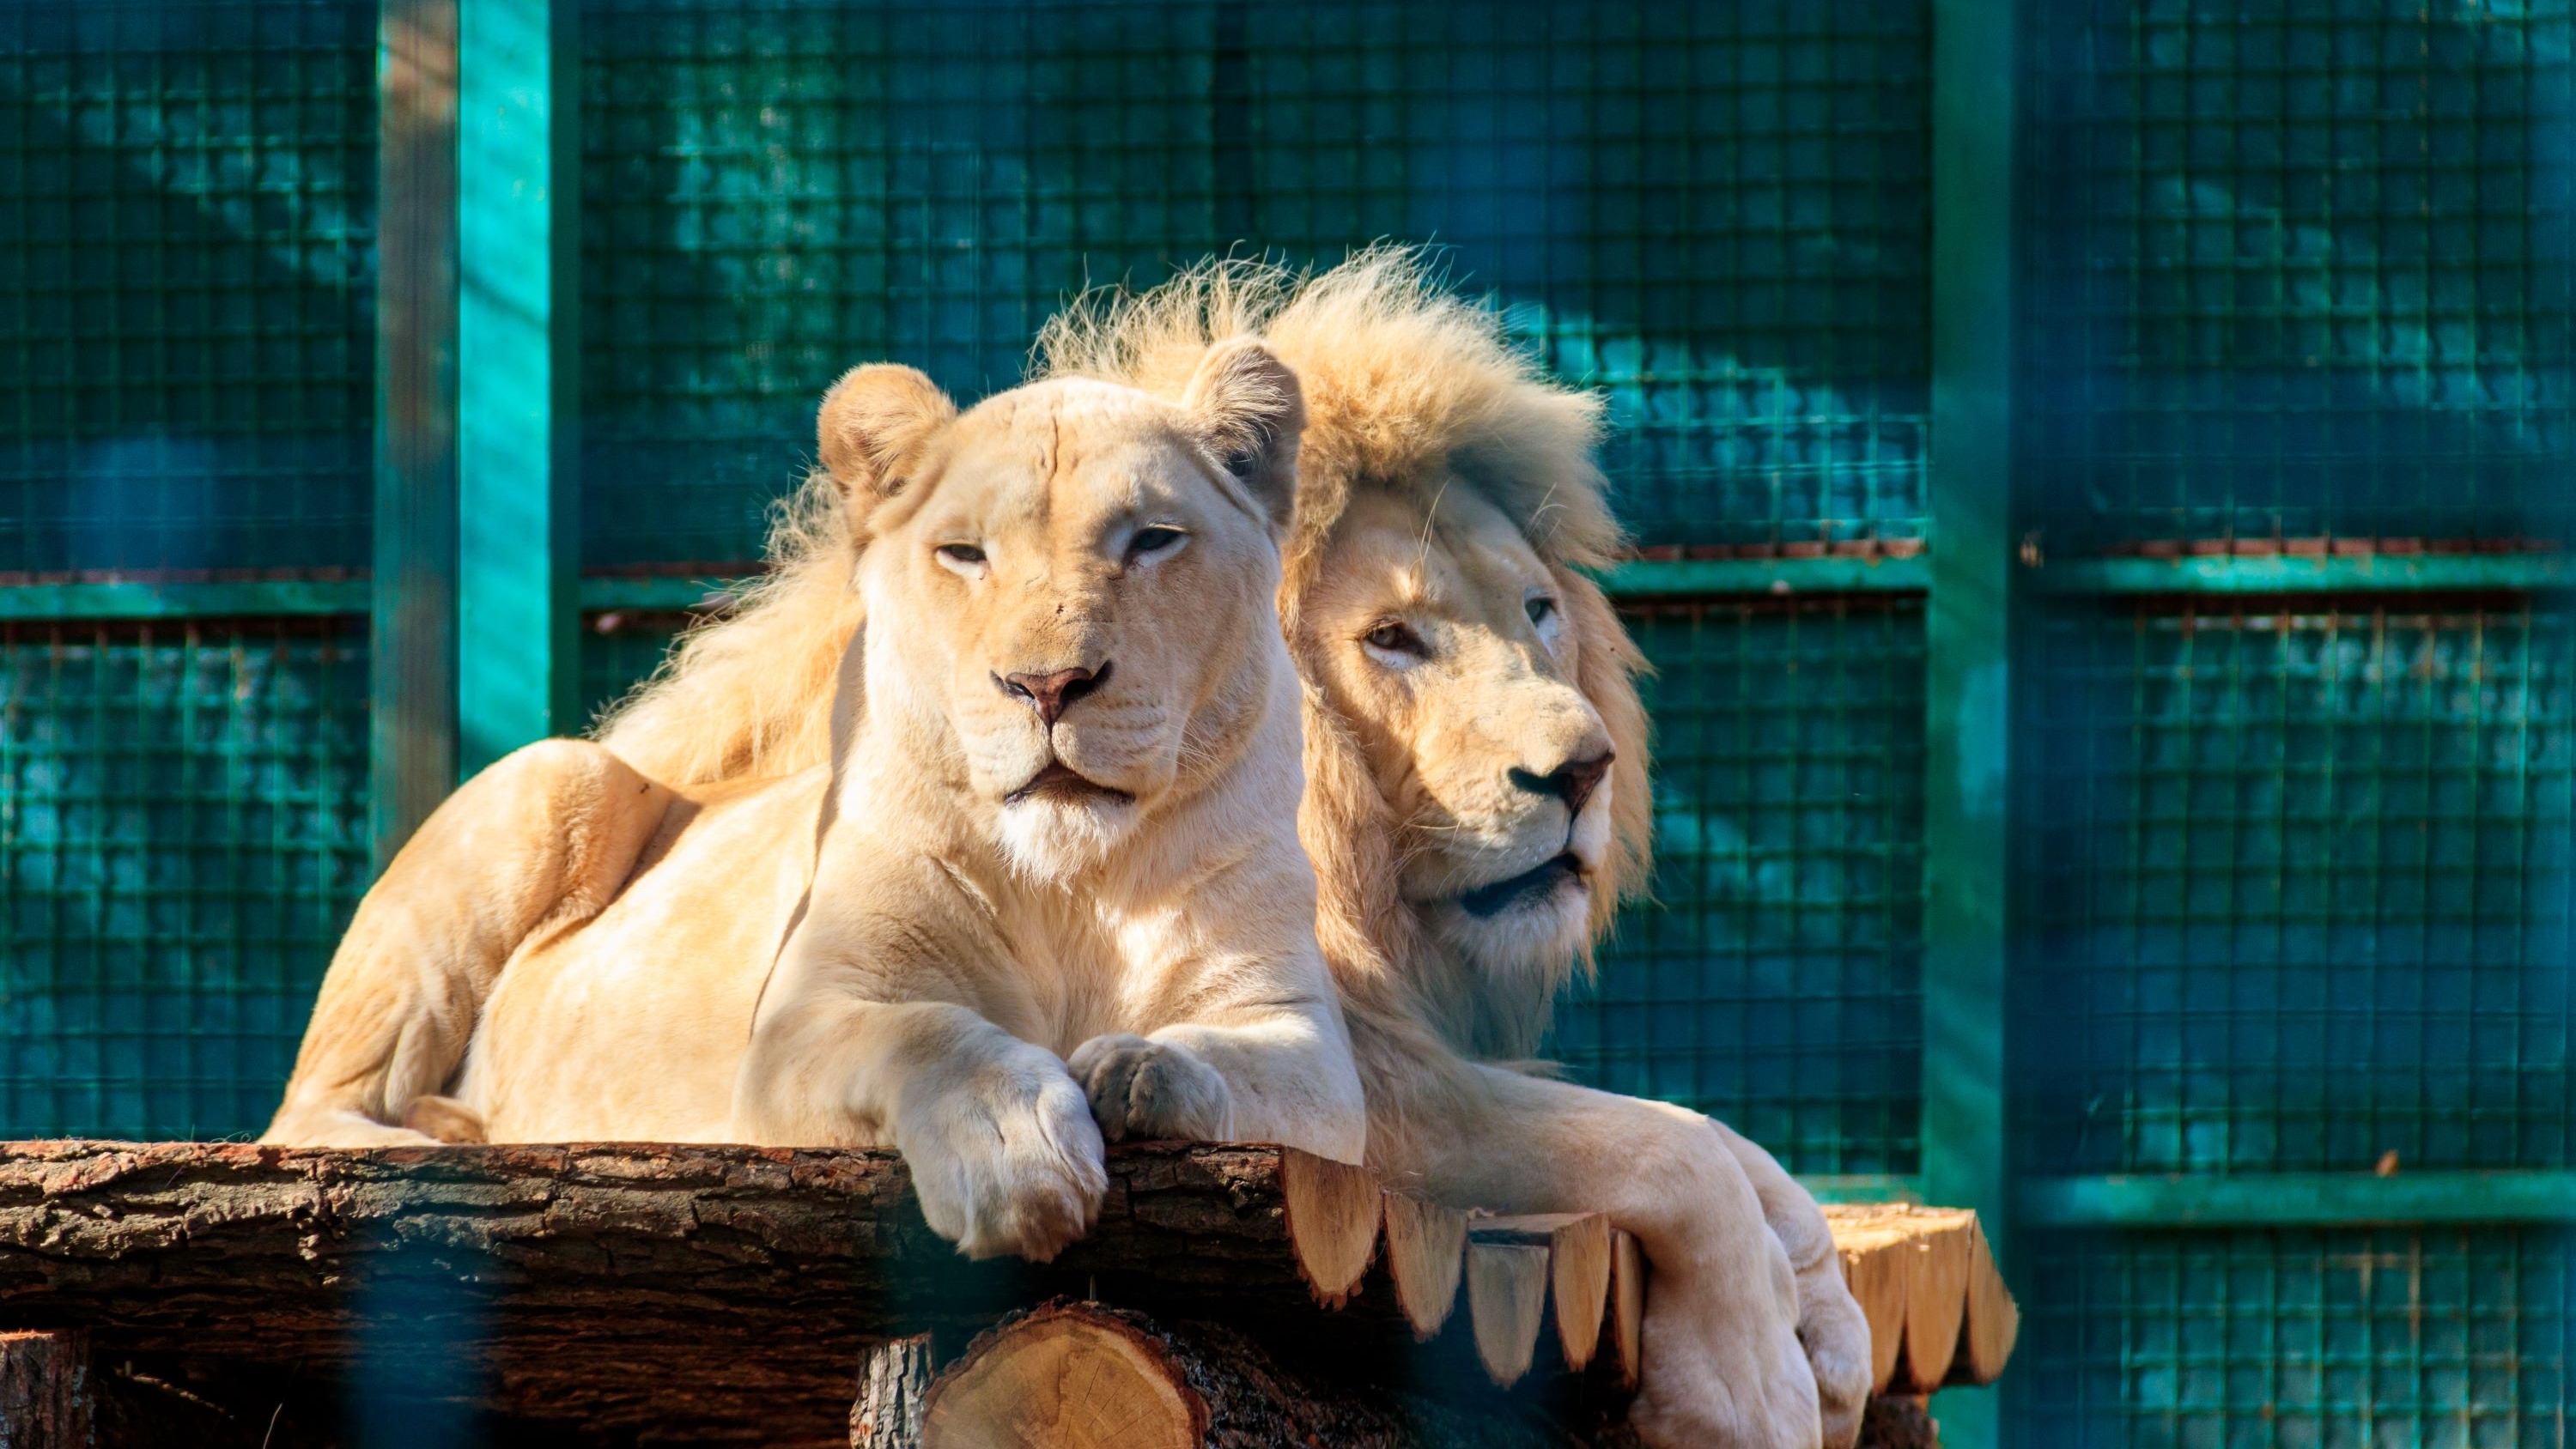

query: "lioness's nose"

left=1510, top=749, right=1614, bottom=818
left=999, top=663, right=1110, bottom=727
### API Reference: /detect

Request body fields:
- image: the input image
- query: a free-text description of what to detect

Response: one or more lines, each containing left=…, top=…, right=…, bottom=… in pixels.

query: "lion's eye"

left=1362, top=621, right=1425, bottom=659
left=1127, top=526, right=1186, bottom=560
left=1526, top=595, right=1558, bottom=627
left=936, top=543, right=987, bottom=572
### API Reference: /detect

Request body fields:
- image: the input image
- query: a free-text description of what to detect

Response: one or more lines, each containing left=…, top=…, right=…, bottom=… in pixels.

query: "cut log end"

left=920, top=1305, right=1205, bottom=1449
left=1463, top=1240, right=1550, bottom=1387
left=1278, top=1148, right=1382, bottom=1307
left=1381, top=1191, right=1469, bottom=1340
left=1823, top=1203, right=2019, bottom=1395
left=1605, top=1229, right=1644, bottom=1391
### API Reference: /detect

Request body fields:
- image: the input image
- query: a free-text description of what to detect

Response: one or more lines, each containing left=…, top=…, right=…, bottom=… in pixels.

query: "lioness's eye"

left=1362, top=621, right=1425, bottom=658
left=936, top=543, right=987, bottom=570
left=1527, top=596, right=1558, bottom=627
left=1127, top=526, right=1186, bottom=559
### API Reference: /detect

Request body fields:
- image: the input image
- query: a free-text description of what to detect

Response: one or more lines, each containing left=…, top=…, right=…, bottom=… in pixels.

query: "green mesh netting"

left=0, top=619, right=370, bottom=1139
left=2018, top=601, right=2575, bottom=1178
left=1552, top=598, right=1926, bottom=1178
left=578, top=0, right=1931, bottom=567
left=0, top=0, right=376, bottom=576
left=2018, top=1227, right=2574, bottom=1449
left=2020, top=0, right=2575, bottom=551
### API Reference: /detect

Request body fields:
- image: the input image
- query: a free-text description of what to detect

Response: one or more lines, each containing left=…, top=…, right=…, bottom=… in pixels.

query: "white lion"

left=265, top=252, right=1868, bottom=1447
left=271, top=341, right=1365, bottom=1263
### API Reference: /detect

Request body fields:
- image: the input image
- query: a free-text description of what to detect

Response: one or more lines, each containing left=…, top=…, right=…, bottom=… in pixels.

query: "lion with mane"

left=266, top=250, right=1867, bottom=1447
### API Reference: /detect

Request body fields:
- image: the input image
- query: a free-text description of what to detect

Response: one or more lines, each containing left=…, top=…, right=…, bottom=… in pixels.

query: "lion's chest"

left=978, top=899, right=1199, bottom=1055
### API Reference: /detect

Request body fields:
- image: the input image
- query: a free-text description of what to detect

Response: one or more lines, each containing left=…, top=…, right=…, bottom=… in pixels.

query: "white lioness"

left=270, top=341, right=1365, bottom=1262
left=267, top=254, right=1866, bottom=1447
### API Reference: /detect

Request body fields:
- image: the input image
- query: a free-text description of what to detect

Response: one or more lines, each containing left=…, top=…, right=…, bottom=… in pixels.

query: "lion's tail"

left=594, top=471, right=863, bottom=787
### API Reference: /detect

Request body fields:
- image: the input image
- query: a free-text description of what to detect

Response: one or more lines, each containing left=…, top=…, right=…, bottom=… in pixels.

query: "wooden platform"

left=0, top=1141, right=2012, bottom=1446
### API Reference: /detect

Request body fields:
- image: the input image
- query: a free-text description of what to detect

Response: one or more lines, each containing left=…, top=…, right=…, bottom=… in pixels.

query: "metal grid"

left=2018, top=600, right=2576, bottom=1177
left=1552, top=598, right=1926, bottom=1178
left=2020, top=0, right=2576, bottom=554
left=0, top=0, right=377, bottom=577
left=2015, top=1227, right=2574, bottom=1449
left=577, top=0, right=1929, bottom=567
left=0, top=619, right=371, bottom=1141
left=578, top=613, right=684, bottom=729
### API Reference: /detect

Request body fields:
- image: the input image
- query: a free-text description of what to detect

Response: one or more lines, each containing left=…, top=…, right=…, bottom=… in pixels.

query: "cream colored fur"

left=264, top=251, right=1867, bottom=1447
left=270, top=346, right=1364, bottom=1263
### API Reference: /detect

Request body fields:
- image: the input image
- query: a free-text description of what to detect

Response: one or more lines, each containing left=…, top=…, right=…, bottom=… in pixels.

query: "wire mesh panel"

left=0, top=619, right=370, bottom=1140
left=1552, top=598, right=1926, bottom=1178
left=579, top=0, right=1929, bottom=567
left=2020, top=0, right=2576, bottom=553
left=0, top=0, right=377, bottom=576
left=2016, top=1227, right=2575, bottom=1449
left=578, top=614, right=686, bottom=729
left=2019, top=600, right=2576, bottom=1177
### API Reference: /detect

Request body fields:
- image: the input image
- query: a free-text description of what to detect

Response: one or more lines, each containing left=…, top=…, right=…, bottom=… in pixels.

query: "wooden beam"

left=2019, top=1169, right=2576, bottom=1228
left=1922, top=0, right=2020, bottom=1438
left=2027, top=550, right=2568, bottom=597
left=0, top=581, right=369, bottom=620
left=371, top=0, right=461, bottom=866
left=457, top=0, right=581, bottom=774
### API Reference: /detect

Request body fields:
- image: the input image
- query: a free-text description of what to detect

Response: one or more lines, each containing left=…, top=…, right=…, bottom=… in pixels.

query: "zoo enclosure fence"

left=2, top=2, right=2571, bottom=1446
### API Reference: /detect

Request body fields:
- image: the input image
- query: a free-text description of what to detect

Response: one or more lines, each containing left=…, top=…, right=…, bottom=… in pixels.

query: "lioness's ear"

left=817, top=364, right=957, bottom=518
left=1182, top=337, right=1305, bottom=531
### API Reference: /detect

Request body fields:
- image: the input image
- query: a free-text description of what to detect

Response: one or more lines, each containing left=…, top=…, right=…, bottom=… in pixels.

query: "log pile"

left=0, top=1141, right=2012, bottom=1447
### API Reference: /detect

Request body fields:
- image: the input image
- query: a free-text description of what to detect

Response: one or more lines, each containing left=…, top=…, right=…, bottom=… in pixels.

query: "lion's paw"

left=901, top=1054, right=1107, bottom=1264
left=1628, top=1316, right=1823, bottom=1449
left=1068, top=1033, right=1233, bottom=1142
left=1801, top=1252, right=1874, bottom=1448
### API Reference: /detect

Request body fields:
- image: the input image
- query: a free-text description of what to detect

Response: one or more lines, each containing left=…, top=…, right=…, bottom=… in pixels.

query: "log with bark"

left=0, top=1141, right=2012, bottom=1446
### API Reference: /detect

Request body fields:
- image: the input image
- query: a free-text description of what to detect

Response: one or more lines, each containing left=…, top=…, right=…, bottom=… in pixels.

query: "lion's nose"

left=999, top=663, right=1111, bottom=728
left=1509, top=749, right=1614, bottom=818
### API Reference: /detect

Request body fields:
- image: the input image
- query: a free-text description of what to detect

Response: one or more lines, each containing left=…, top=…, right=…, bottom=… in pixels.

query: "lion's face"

left=822, top=343, right=1305, bottom=879
left=1295, top=485, right=1619, bottom=978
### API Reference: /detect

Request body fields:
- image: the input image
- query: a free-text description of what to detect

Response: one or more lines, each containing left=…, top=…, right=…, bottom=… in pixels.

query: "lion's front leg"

left=731, top=868, right=1109, bottom=1264
left=1715, top=1119, right=1875, bottom=1446
left=1388, top=1060, right=1827, bottom=1449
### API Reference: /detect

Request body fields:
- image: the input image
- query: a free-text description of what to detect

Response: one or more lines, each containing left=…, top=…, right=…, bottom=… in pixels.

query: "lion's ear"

left=817, top=364, right=957, bottom=517
left=1182, top=336, right=1305, bottom=531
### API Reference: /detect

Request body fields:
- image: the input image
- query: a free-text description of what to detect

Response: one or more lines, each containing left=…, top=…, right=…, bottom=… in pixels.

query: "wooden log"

left=1462, top=1241, right=1550, bottom=1388
left=0, top=1141, right=2017, bottom=1444
left=0, top=1331, right=89, bottom=1449
left=1279, top=1149, right=1382, bottom=1307
left=1382, top=1193, right=1469, bottom=1340
left=1820, top=1203, right=2017, bottom=1395
left=0, top=1141, right=1414, bottom=1445
left=1947, top=1216, right=2020, bottom=1388
left=900, top=1300, right=1944, bottom=1449
left=1602, top=1231, right=1643, bottom=1392
left=852, top=1336, right=935, bottom=1449
left=914, top=1300, right=1589, bottom=1449
left=1470, top=1216, right=1613, bottom=1373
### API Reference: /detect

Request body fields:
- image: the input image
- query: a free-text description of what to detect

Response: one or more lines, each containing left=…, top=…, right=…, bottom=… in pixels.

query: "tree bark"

left=0, top=1143, right=2006, bottom=1446
left=0, top=1331, right=88, bottom=1449
left=0, top=1140, right=1397, bottom=1446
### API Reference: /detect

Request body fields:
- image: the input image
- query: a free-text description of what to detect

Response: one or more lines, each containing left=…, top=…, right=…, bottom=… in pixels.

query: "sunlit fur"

left=266, top=350, right=1364, bottom=1266
left=268, top=252, right=1868, bottom=1448
left=596, top=251, right=1860, bottom=1446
